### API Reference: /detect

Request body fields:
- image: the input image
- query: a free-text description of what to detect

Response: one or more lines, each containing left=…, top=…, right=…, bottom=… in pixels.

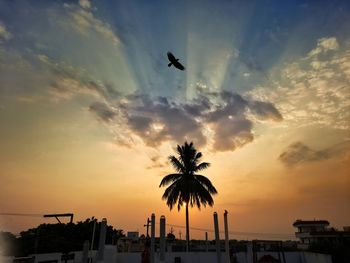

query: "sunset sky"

left=0, top=0, right=349, bottom=240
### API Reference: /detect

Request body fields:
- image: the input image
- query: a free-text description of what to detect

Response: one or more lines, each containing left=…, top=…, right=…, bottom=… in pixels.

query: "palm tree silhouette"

left=159, top=142, right=217, bottom=252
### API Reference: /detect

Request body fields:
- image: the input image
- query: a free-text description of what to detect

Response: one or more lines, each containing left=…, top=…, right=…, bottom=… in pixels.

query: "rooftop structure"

left=293, top=219, right=350, bottom=249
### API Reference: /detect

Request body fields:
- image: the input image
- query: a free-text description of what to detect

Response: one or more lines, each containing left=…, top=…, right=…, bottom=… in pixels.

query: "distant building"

left=127, top=231, right=139, bottom=241
left=293, top=219, right=350, bottom=249
left=343, top=226, right=350, bottom=232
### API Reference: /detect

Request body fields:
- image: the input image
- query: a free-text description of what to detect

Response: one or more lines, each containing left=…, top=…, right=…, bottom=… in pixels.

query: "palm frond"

left=162, top=181, right=181, bottom=210
left=176, top=144, right=183, bottom=156
left=195, top=152, right=202, bottom=160
left=159, top=173, right=181, bottom=187
left=194, top=174, right=218, bottom=194
left=196, top=162, right=210, bottom=171
left=168, top=155, right=185, bottom=173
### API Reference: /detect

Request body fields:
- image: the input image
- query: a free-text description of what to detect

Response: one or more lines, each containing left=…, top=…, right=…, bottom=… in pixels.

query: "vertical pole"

left=205, top=232, right=208, bottom=252
left=150, top=213, right=155, bottom=263
left=144, top=218, right=151, bottom=237
left=147, top=218, right=151, bottom=237
left=90, top=219, right=97, bottom=250
left=253, top=241, right=257, bottom=263
left=214, top=212, right=221, bottom=263
left=185, top=203, right=190, bottom=252
left=97, top=218, right=107, bottom=261
left=224, top=211, right=230, bottom=263
left=160, top=216, right=166, bottom=262
left=280, top=241, right=286, bottom=263
left=82, top=240, right=89, bottom=263
left=246, top=241, right=253, bottom=263
left=89, top=219, right=96, bottom=263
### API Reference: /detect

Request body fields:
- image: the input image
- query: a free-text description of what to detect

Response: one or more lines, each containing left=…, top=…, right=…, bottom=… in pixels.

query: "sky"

left=0, top=0, right=349, bottom=240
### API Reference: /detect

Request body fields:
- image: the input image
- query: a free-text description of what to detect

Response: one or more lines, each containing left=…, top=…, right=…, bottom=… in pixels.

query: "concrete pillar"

left=90, top=219, right=97, bottom=251
left=82, top=240, right=89, bottom=263
left=150, top=213, right=155, bottom=263
left=214, top=212, right=221, bottom=263
left=224, top=211, right=230, bottom=263
left=97, top=218, right=107, bottom=261
left=205, top=232, right=208, bottom=252
left=246, top=241, right=253, bottom=263
left=160, top=215, right=166, bottom=262
left=90, top=219, right=97, bottom=263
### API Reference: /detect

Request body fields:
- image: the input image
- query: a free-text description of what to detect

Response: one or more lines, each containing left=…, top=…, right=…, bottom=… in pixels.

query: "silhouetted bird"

left=167, top=52, right=185, bottom=71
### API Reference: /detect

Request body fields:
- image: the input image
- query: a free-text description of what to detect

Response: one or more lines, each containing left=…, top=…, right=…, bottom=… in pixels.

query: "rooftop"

left=293, top=220, right=329, bottom=227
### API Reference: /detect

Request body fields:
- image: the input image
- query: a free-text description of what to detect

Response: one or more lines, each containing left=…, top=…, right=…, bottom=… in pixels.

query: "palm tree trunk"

left=185, top=202, right=190, bottom=252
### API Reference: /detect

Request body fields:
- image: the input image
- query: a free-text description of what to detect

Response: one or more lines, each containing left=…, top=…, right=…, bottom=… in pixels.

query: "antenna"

left=144, top=217, right=151, bottom=237
left=43, top=213, right=74, bottom=223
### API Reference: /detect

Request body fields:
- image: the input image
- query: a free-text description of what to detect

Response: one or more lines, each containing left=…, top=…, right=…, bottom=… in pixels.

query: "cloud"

left=212, top=118, right=254, bottom=151
left=0, top=49, right=52, bottom=99
left=97, top=91, right=282, bottom=151
left=68, top=7, right=120, bottom=45
left=248, top=101, right=283, bottom=121
left=38, top=55, right=119, bottom=101
left=146, top=155, right=168, bottom=170
left=201, top=91, right=282, bottom=151
left=79, top=0, right=91, bottom=9
left=122, top=95, right=207, bottom=147
left=89, top=102, right=117, bottom=123
left=279, top=142, right=328, bottom=166
left=49, top=78, right=99, bottom=100
left=0, top=21, right=12, bottom=41
left=181, top=96, right=211, bottom=117
left=248, top=36, right=350, bottom=131
left=279, top=141, right=350, bottom=167
left=308, top=37, right=339, bottom=57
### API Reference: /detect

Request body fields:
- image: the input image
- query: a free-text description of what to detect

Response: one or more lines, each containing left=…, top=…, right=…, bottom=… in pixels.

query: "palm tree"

left=159, top=141, right=217, bottom=252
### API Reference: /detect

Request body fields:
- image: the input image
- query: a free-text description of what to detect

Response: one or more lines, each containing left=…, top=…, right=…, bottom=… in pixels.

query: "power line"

left=0, top=213, right=43, bottom=217
left=156, top=222, right=295, bottom=239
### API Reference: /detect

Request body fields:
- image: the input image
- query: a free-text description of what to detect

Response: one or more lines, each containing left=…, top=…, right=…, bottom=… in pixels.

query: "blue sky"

left=2, top=0, right=350, bottom=98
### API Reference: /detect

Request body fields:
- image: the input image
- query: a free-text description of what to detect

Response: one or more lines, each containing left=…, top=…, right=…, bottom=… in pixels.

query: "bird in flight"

left=167, top=52, right=185, bottom=71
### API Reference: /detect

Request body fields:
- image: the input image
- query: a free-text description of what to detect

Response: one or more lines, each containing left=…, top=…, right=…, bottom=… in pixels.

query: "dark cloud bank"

left=279, top=141, right=350, bottom=167
left=88, top=89, right=283, bottom=152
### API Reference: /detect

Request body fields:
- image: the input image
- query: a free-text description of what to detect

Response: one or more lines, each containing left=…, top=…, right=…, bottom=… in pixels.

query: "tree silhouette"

left=159, top=142, right=217, bottom=251
left=13, top=218, right=125, bottom=256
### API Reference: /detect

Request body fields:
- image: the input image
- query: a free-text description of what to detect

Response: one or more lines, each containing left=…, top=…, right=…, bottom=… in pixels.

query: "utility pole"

left=214, top=212, right=221, bottom=263
left=144, top=218, right=151, bottom=237
left=159, top=216, right=166, bottom=262
left=224, top=210, right=230, bottom=263
left=90, top=218, right=97, bottom=260
left=151, top=214, right=155, bottom=263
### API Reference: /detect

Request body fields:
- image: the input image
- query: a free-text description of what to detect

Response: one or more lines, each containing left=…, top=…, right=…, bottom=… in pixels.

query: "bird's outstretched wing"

left=173, top=61, right=185, bottom=70
left=167, top=52, right=176, bottom=62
